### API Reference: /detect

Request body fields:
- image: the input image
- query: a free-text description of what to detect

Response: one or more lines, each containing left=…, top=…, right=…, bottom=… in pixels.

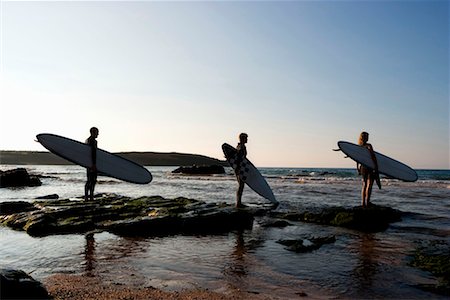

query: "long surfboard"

left=337, top=141, right=418, bottom=182
left=37, top=133, right=152, bottom=184
left=222, top=143, right=277, bottom=204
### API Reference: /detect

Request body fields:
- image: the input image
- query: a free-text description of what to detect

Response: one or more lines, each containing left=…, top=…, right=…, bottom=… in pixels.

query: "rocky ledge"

left=0, top=194, right=257, bottom=237
left=271, top=204, right=402, bottom=232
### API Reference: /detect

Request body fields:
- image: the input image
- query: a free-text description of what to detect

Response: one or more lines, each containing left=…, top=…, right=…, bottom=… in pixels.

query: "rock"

left=105, top=206, right=254, bottom=236
left=0, top=201, right=37, bottom=215
left=259, top=219, right=292, bottom=228
left=36, top=194, right=59, bottom=200
left=0, top=194, right=255, bottom=237
left=272, top=204, right=402, bottom=232
left=409, top=240, right=450, bottom=296
left=0, top=168, right=42, bottom=188
left=0, top=268, right=50, bottom=299
left=172, top=165, right=225, bottom=175
left=277, top=235, right=336, bottom=253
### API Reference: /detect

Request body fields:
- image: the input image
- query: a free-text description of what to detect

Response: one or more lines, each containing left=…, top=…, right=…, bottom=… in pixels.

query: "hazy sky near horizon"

left=1, top=1, right=448, bottom=168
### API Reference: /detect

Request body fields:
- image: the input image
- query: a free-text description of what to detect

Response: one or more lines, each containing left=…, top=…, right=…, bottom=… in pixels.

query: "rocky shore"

left=2, top=193, right=448, bottom=298
left=8, top=187, right=450, bottom=299
left=0, top=194, right=403, bottom=237
left=0, top=194, right=257, bottom=237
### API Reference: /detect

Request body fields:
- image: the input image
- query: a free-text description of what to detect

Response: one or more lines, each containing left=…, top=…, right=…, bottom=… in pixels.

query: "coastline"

left=1, top=166, right=449, bottom=299
left=0, top=151, right=227, bottom=167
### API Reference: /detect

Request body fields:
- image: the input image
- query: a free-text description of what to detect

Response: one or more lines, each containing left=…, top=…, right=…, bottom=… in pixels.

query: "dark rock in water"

left=105, top=205, right=254, bottom=236
left=272, top=204, right=402, bottom=232
left=36, top=194, right=59, bottom=200
left=172, top=164, right=225, bottom=175
left=0, top=201, right=37, bottom=215
left=259, top=219, right=292, bottom=228
left=0, top=168, right=42, bottom=188
left=0, top=268, right=50, bottom=299
left=409, top=240, right=450, bottom=296
left=278, top=235, right=336, bottom=253
left=0, top=194, right=256, bottom=237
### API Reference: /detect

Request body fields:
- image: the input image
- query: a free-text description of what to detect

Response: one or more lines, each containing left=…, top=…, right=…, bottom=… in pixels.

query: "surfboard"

left=337, top=141, right=418, bottom=182
left=222, top=143, right=278, bottom=204
left=37, top=133, right=152, bottom=184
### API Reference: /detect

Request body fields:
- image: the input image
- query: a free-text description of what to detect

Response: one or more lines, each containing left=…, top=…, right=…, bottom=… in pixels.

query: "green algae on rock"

left=0, top=194, right=255, bottom=237
left=409, top=240, right=450, bottom=296
left=271, top=204, right=402, bottom=232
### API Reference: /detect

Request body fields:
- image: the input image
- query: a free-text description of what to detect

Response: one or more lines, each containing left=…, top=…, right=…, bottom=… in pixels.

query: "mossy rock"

left=273, top=204, right=401, bottom=232
left=1, top=194, right=256, bottom=237
left=409, top=240, right=450, bottom=296
left=330, top=212, right=354, bottom=226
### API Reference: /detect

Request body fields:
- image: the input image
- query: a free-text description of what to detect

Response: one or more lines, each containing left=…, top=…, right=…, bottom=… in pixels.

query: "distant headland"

left=0, top=151, right=227, bottom=167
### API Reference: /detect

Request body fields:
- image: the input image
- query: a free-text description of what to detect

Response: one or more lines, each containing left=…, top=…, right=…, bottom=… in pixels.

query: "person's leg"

left=85, top=182, right=89, bottom=201
left=89, top=173, right=97, bottom=201
left=85, top=170, right=90, bottom=201
left=236, top=179, right=244, bottom=208
left=366, top=175, right=374, bottom=206
left=361, top=174, right=368, bottom=207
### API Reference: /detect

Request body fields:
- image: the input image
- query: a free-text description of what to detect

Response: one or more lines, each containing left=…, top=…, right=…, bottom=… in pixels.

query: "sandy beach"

left=44, top=274, right=269, bottom=300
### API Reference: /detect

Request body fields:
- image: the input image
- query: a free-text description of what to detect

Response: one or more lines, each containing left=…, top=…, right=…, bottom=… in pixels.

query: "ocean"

left=1, top=165, right=449, bottom=298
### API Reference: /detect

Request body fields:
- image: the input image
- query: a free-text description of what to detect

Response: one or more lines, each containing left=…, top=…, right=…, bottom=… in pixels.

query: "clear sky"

left=0, top=1, right=448, bottom=168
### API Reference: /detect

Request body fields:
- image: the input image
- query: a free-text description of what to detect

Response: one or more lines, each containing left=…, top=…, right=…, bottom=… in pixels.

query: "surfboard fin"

left=375, top=173, right=382, bottom=189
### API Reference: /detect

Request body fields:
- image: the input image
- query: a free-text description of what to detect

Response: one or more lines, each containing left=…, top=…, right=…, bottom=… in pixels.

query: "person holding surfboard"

left=357, top=131, right=381, bottom=207
left=235, top=133, right=248, bottom=208
left=85, top=127, right=99, bottom=201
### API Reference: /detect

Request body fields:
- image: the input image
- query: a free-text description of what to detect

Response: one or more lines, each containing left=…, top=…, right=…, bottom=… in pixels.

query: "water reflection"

left=352, top=233, right=378, bottom=293
left=84, top=233, right=96, bottom=276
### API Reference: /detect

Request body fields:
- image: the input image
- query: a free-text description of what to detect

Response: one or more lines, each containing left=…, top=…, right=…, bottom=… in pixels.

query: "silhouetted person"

left=357, top=131, right=380, bottom=207
left=235, top=133, right=248, bottom=208
left=85, top=127, right=98, bottom=201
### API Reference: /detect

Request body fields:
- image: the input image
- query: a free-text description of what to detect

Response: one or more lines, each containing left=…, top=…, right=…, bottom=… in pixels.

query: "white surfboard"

left=222, top=143, right=277, bottom=204
left=37, top=133, right=152, bottom=184
left=337, top=141, right=418, bottom=182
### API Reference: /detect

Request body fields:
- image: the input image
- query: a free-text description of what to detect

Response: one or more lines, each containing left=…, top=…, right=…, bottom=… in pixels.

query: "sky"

left=0, top=0, right=448, bottom=169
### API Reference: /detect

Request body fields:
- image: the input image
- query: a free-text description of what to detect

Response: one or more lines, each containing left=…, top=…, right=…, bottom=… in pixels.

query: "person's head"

left=239, top=132, right=248, bottom=144
left=90, top=127, right=99, bottom=138
left=358, top=131, right=369, bottom=145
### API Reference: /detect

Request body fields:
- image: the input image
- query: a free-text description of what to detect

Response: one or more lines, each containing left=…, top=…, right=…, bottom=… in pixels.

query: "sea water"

left=1, top=165, right=449, bottom=298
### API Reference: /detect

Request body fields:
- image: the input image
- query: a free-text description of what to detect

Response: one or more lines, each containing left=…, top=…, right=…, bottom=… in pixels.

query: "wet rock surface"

left=271, top=204, right=402, bottom=232
left=0, top=268, right=51, bottom=299
left=409, top=240, right=450, bottom=296
left=0, top=194, right=403, bottom=237
left=0, top=194, right=255, bottom=237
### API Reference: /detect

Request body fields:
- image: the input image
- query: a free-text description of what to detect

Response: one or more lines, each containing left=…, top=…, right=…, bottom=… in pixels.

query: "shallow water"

left=1, top=166, right=449, bottom=298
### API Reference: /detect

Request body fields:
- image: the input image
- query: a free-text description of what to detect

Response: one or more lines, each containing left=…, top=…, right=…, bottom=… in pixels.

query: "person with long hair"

left=357, top=131, right=380, bottom=207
